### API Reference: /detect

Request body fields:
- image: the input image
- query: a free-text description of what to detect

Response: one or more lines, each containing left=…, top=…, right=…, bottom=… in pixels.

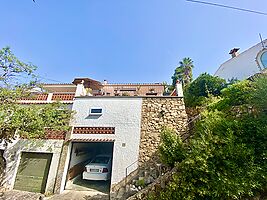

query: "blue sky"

left=1, top=0, right=267, bottom=84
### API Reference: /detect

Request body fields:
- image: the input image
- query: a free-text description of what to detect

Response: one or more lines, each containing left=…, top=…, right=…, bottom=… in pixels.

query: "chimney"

left=229, top=48, right=240, bottom=58
left=74, top=80, right=86, bottom=97
left=175, top=80, right=184, bottom=97
left=103, top=80, right=108, bottom=85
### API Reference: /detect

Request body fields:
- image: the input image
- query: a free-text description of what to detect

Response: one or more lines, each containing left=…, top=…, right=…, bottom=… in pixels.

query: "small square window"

left=89, top=108, right=103, bottom=115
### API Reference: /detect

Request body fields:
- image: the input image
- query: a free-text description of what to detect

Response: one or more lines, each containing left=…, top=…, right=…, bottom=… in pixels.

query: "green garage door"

left=14, top=152, right=52, bottom=193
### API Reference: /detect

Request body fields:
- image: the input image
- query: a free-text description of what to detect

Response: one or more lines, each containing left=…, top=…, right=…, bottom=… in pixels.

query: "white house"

left=61, top=96, right=143, bottom=192
left=57, top=78, right=187, bottom=196
left=215, top=39, right=267, bottom=80
left=0, top=84, right=74, bottom=194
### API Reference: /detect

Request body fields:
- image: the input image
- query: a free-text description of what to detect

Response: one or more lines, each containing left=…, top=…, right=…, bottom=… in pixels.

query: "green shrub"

left=158, top=127, right=186, bottom=167
left=136, top=179, right=146, bottom=187
left=156, top=111, right=266, bottom=200
left=154, top=77, right=267, bottom=200
left=211, top=80, right=255, bottom=111
left=251, top=75, right=267, bottom=111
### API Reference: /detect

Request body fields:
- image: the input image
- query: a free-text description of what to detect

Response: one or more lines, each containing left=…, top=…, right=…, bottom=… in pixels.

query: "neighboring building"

left=0, top=84, right=74, bottom=194
left=102, top=81, right=164, bottom=96
left=215, top=39, right=267, bottom=80
left=24, top=78, right=165, bottom=99
left=0, top=137, right=65, bottom=194
left=0, top=77, right=187, bottom=197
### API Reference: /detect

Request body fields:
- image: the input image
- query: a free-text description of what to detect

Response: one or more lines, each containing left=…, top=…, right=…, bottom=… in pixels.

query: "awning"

left=70, top=138, right=115, bottom=142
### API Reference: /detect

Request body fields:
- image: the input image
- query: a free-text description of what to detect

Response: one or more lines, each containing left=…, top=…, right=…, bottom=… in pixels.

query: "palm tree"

left=172, top=57, right=194, bottom=88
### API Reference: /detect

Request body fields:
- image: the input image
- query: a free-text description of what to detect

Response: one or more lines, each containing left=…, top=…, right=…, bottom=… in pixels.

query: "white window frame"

left=89, top=107, right=103, bottom=116
left=256, top=48, right=267, bottom=70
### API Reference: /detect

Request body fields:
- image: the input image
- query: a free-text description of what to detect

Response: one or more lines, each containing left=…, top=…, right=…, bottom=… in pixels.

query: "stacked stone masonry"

left=139, top=97, right=188, bottom=166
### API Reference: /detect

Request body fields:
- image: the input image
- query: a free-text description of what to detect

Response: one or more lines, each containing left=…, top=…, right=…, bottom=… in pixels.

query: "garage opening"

left=14, top=152, right=52, bottom=193
left=65, top=142, right=114, bottom=194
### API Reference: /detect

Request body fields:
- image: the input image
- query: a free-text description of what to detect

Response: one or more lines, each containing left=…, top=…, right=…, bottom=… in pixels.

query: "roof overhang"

left=69, top=138, right=115, bottom=142
left=72, top=78, right=103, bottom=90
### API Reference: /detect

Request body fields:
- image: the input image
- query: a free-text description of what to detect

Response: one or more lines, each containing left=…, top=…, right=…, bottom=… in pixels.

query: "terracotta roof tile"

left=52, top=93, right=75, bottom=101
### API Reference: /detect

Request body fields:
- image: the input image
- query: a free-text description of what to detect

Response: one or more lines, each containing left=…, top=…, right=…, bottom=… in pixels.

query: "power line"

left=186, top=0, right=267, bottom=16
left=14, top=74, right=64, bottom=84
left=36, top=75, right=64, bottom=83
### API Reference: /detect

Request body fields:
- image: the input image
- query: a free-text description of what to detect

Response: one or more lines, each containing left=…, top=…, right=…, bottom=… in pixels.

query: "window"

left=146, top=92, right=158, bottom=96
left=90, top=156, right=110, bottom=164
left=257, top=49, right=267, bottom=70
left=120, top=88, right=137, bottom=91
left=89, top=108, right=103, bottom=115
left=260, top=51, right=267, bottom=68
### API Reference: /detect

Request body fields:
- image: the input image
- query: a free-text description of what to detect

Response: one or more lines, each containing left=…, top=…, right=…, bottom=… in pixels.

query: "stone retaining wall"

left=139, top=97, right=188, bottom=166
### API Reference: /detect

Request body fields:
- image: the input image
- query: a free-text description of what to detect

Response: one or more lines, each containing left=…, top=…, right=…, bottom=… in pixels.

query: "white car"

left=82, top=154, right=112, bottom=181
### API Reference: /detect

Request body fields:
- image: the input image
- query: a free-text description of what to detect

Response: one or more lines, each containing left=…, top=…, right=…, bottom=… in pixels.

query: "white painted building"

left=60, top=96, right=143, bottom=192
left=215, top=39, right=267, bottom=80
left=0, top=83, right=75, bottom=194
left=0, top=139, right=63, bottom=194
left=57, top=79, right=186, bottom=195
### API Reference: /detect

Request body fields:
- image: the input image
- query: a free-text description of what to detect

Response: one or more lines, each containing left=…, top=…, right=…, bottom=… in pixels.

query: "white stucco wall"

left=67, top=97, right=143, bottom=186
left=69, top=143, right=94, bottom=168
left=0, top=139, right=63, bottom=194
left=215, top=40, right=267, bottom=80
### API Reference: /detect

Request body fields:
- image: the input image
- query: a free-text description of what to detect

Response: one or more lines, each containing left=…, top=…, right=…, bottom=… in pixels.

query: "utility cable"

left=186, top=0, right=267, bottom=16
left=36, top=75, right=64, bottom=83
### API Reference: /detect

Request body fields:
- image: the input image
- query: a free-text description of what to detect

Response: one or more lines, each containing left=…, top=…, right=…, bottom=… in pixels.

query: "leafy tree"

left=0, top=46, right=72, bottom=142
left=184, top=73, right=227, bottom=107
left=0, top=47, right=36, bottom=85
left=187, top=73, right=226, bottom=97
left=171, top=57, right=194, bottom=88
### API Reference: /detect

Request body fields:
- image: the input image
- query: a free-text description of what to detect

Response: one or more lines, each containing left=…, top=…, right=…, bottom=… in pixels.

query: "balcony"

left=19, top=93, right=75, bottom=104
left=51, top=93, right=75, bottom=101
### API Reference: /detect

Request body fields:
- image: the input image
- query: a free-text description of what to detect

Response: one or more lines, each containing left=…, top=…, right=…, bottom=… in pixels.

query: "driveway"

left=65, top=174, right=110, bottom=193
left=50, top=174, right=110, bottom=200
